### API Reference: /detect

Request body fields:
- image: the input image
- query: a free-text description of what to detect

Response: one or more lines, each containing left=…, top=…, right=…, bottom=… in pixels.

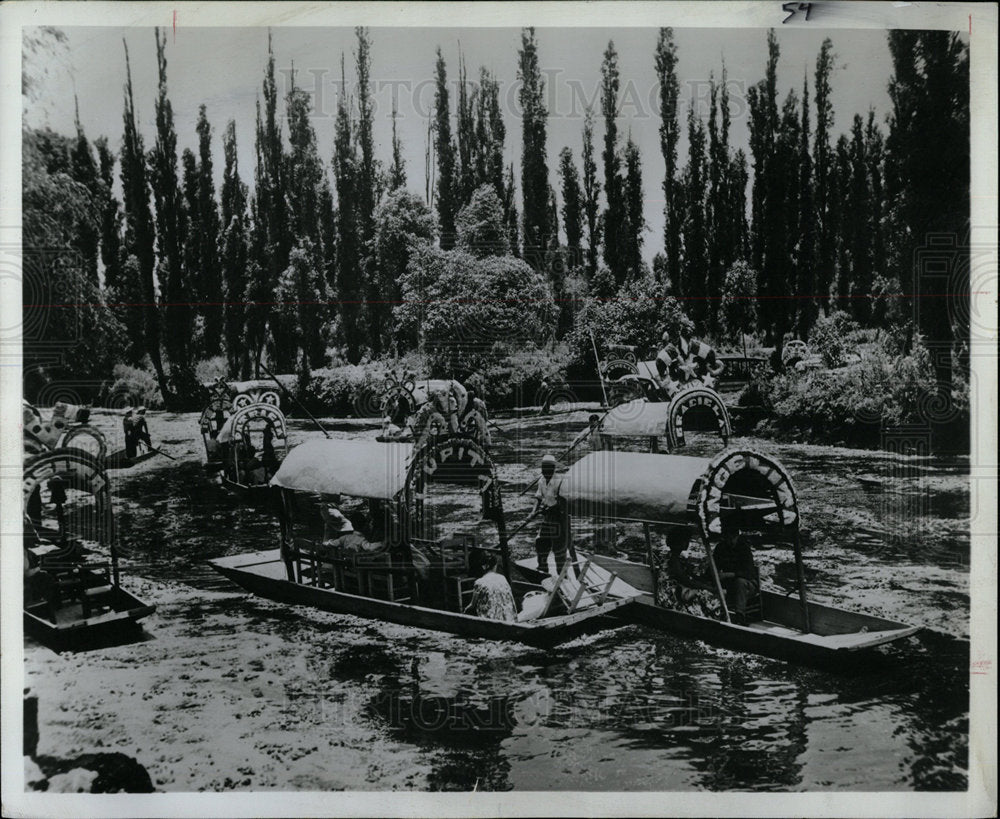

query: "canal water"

left=23, top=409, right=970, bottom=791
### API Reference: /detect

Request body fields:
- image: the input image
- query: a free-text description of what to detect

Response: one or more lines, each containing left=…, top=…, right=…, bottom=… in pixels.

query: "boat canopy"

left=217, top=403, right=286, bottom=444
left=600, top=400, right=670, bottom=438
left=561, top=449, right=794, bottom=536
left=561, top=451, right=710, bottom=525
left=270, top=439, right=414, bottom=500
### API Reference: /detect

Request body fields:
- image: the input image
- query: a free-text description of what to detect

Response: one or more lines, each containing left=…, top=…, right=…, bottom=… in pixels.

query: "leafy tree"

left=720, top=260, right=760, bottom=358
left=396, top=244, right=552, bottom=374
left=518, top=27, right=551, bottom=270
left=456, top=183, right=509, bottom=258
left=456, top=52, right=477, bottom=206
left=276, top=238, right=328, bottom=374
left=374, top=190, right=436, bottom=352
left=23, top=128, right=126, bottom=397
left=502, top=163, right=520, bottom=257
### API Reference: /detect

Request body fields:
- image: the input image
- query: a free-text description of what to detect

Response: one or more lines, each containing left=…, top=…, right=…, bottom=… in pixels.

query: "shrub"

left=294, top=364, right=385, bottom=417
left=810, top=310, right=860, bottom=368
left=195, top=356, right=228, bottom=384
left=106, top=362, right=164, bottom=409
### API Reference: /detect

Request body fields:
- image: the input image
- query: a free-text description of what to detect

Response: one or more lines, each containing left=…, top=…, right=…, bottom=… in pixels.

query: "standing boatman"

left=527, top=454, right=568, bottom=576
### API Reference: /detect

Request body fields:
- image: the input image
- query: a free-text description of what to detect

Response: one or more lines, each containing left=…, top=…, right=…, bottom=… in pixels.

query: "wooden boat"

left=23, top=449, right=155, bottom=651
left=515, top=449, right=918, bottom=663
left=598, top=391, right=732, bottom=452
left=104, top=448, right=159, bottom=471
left=209, top=438, right=639, bottom=646
left=214, top=402, right=289, bottom=502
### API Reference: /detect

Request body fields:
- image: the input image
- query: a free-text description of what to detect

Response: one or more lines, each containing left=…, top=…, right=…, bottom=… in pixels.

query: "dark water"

left=27, top=410, right=970, bottom=792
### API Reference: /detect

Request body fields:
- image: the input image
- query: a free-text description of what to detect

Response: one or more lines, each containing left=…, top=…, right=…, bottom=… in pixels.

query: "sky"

left=25, top=25, right=903, bottom=264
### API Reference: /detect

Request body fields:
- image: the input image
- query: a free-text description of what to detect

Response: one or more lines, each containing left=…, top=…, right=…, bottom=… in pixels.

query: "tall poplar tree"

left=654, top=28, right=682, bottom=294
left=433, top=47, right=457, bottom=249
left=796, top=72, right=817, bottom=338
left=682, top=106, right=708, bottom=328
left=149, top=27, right=191, bottom=381
left=558, top=147, right=583, bottom=264
left=601, top=41, right=626, bottom=286
left=220, top=120, right=250, bottom=378
left=581, top=108, right=602, bottom=281
left=518, top=27, right=551, bottom=269
left=120, top=39, right=167, bottom=394
left=813, top=38, right=836, bottom=311
left=196, top=105, right=223, bottom=352
left=623, top=136, right=644, bottom=282
left=335, top=54, right=364, bottom=362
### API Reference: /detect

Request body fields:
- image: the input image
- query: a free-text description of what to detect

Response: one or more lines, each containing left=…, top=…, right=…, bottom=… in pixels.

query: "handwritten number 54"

left=782, top=2, right=812, bottom=23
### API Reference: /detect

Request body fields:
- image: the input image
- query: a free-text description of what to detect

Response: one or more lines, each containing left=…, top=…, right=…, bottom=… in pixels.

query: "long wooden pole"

left=791, top=530, right=812, bottom=633
left=259, top=362, right=331, bottom=439
left=589, top=330, right=610, bottom=407
left=704, top=540, right=732, bottom=623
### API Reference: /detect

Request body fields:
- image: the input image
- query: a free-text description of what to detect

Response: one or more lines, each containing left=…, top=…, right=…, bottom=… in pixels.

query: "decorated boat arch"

left=593, top=389, right=732, bottom=453
left=215, top=401, right=289, bottom=490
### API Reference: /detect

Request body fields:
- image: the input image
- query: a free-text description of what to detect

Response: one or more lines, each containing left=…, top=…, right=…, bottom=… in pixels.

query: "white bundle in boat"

left=468, top=571, right=516, bottom=622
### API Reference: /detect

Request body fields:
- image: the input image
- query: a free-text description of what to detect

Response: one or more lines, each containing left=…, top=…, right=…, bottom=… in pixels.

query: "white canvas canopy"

left=599, top=400, right=671, bottom=438
left=270, top=439, right=414, bottom=500
left=561, top=451, right=711, bottom=525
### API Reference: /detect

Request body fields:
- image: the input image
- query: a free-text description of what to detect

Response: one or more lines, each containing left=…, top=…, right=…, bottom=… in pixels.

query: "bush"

left=195, top=356, right=228, bottom=384
left=477, top=343, right=572, bottom=409
left=295, top=364, right=385, bottom=417
left=106, top=362, right=164, bottom=409
left=810, top=310, right=860, bottom=368
left=763, top=343, right=941, bottom=445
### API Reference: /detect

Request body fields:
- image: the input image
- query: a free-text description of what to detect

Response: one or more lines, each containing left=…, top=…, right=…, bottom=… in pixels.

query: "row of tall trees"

left=24, top=26, right=970, bottom=405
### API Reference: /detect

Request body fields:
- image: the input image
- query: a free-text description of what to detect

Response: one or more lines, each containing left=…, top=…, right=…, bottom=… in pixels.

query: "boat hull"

left=24, top=584, right=155, bottom=652
left=210, top=550, right=635, bottom=647
left=517, top=553, right=919, bottom=664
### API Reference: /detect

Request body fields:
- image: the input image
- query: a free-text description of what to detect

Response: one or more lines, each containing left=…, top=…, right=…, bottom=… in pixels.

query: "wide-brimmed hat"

left=322, top=505, right=353, bottom=532
left=541, top=454, right=556, bottom=467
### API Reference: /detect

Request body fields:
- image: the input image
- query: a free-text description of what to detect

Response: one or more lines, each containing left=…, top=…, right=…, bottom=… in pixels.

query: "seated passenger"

left=712, top=529, right=759, bottom=625
left=325, top=511, right=386, bottom=556
left=465, top=551, right=516, bottom=622
left=657, top=529, right=720, bottom=618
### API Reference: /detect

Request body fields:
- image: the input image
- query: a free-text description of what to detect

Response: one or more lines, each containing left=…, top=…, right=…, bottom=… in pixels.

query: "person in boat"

left=261, top=423, right=279, bottom=476
left=382, top=394, right=411, bottom=440
left=123, top=409, right=138, bottom=459
left=461, top=385, right=491, bottom=445
left=653, top=356, right=682, bottom=399
left=411, top=390, right=451, bottom=444
left=711, top=529, right=760, bottom=626
left=657, top=529, right=721, bottom=618
left=323, top=510, right=386, bottom=557
left=528, top=454, right=567, bottom=575
left=135, top=407, right=153, bottom=451
left=465, top=550, right=516, bottom=622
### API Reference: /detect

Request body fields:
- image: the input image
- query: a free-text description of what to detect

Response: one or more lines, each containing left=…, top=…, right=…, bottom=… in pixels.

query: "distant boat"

left=23, top=450, right=155, bottom=651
